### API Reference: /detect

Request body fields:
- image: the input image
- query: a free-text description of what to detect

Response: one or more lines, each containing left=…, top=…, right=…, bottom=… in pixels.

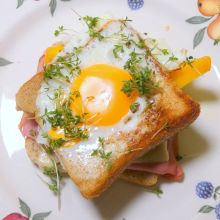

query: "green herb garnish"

left=182, top=56, right=195, bottom=68
left=82, top=16, right=104, bottom=40
left=42, top=106, right=88, bottom=141
left=122, top=50, right=157, bottom=97
left=151, top=122, right=169, bottom=139
left=91, top=137, right=112, bottom=169
left=43, top=160, right=62, bottom=194
left=43, top=47, right=81, bottom=82
left=167, top=54, right=178, bottom=63
left=49, top=138, right=66, bottom=149
left=41, top=89, right=89, bottom=148
left=113, top=44, right=124, bottom=58
left=43, top=64, right=70, bottom=82
left=160, top=48, right=170, bottom=55
left=121, top=80, right=134, bottom=96
left=147, top=187, right=163, bottom=198
left=54, top=25, right=65, bottom=37
left=130, top=102, right=140, bottom=113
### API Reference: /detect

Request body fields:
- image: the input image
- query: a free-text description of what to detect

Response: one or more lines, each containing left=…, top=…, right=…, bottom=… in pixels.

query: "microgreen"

left=41, top=89, right=89, bottom=147
left=91, top=137, right=112, bottom=169
left=130, top=102, right=140, bottom=113
left=42, top=106, right=88, bottom=141
left=167, top=54, right=179, bottom=63
left=160, top=48, right=170, bottom=55
left=43, top=47, right=81, bottom=82
left=122, top=50, right=158, bottom=97
left=121, top=80, right=134, bottom=96
left=43, top=159, right=62, bottom=211
left=54, top=25, right=64, bottom=37
left=182, top=56, right=195, bottom=68
left=48, top=138, right=66, bottom=149
left=43, top=64, right=70, bottom=82
left=82, top=16, right=104, bottom=40
left=113, top=44, right=124, bottom=58
left=146, top=187, right=163, bottom=198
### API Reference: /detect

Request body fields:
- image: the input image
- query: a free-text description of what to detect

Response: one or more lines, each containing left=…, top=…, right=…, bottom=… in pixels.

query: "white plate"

left=0, top=0, right=220, bottom=219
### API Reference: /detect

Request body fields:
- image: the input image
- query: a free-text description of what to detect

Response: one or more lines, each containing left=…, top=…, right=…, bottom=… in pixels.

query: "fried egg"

left=36, top=22, right=148, bottom=148
left=35, top=20, right=185, bottom=155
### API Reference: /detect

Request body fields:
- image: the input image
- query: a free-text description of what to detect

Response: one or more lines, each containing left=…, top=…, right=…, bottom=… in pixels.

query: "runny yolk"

left=71, top=64, right=137, bottom=126
left=48, top=64, right=137, bottom=140
left=48, top=128, right=64, bottom=139
left=44, top=44, right=64, bottom=65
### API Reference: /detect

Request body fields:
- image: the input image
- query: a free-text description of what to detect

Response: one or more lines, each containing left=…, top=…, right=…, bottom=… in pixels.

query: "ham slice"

left=19, top=113, right=39, bottom=140
left=128, top=135, right=184, bottom=181
left=37, top=54, right=45, bottom=73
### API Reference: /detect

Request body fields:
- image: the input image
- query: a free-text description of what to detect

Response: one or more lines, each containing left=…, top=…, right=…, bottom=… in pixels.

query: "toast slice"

left=16, top=20, right=200, bottom=198
left=25, top=137, right=159, bottom=187
left=16, top=72, right=43, bottom=114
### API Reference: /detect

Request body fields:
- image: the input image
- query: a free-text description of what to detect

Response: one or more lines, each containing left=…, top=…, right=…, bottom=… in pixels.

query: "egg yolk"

left=48, top=128, right=64, bottom=139
left=44, top=44, right=64, bottom=65
left=48, top=64, right=137, bottom=140
left=71, top=64, right=137, bottom=126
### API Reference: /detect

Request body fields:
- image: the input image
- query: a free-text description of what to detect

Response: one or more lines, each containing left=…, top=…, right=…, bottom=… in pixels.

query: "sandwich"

left=16, top=17, right=210, bottom=198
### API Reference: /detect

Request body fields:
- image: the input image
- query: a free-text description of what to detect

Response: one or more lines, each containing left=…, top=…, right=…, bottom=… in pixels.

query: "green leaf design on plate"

left=19, top=198, right=31, bottom=218
left=198, top=205, right=215, bottom=213
left=32, top=211, right=52, bottom=220
left=193, top=27, right=206, bottom=49
left=215, top=186, right=220, bottom=192
left=49, top=0, right=57, bottom=16
left=0, top=57, right=12, bottom=66
left=186, top=16, right=212, bottom=24
left=213, top=185, right=220, bottom=200
left=16, top=0, right=25, bottom=8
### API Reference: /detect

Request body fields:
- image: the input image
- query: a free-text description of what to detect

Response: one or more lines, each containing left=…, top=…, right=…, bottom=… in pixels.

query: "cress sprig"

left=91, top=137, right=112, bottom=170
left=43, top=47, right=81, bottom=82
left=122, top=50, right=158, bottom=97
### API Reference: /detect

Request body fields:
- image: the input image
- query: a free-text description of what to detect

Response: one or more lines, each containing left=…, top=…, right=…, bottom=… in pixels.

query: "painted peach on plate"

left=198, top=0, right=220, bottom=16
left=186, top=0, right=220, bottom=47
left=208, top=14, right=220, bottom=39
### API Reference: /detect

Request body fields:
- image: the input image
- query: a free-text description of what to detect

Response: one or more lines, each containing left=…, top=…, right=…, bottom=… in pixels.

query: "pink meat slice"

left=19, top=113, right=39, bottom=139
left=37, top=54, right=45, bottom=73
left=127, top=135, right=184, bottom=179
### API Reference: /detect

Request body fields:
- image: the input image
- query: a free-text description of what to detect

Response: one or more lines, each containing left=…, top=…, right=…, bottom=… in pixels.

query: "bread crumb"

left=164, top=25, right=171, bottom=32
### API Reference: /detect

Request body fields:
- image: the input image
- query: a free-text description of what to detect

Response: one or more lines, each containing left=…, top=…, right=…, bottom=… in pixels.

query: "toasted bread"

left=16, top=72, right=43, bottom=114
left=25, top=138, right=53, bottom=169
left=25, top=138, right=159, bottom=187
left=17, top=20, right=200, bottom=198
left=120, top=170, right=158, bottom=187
